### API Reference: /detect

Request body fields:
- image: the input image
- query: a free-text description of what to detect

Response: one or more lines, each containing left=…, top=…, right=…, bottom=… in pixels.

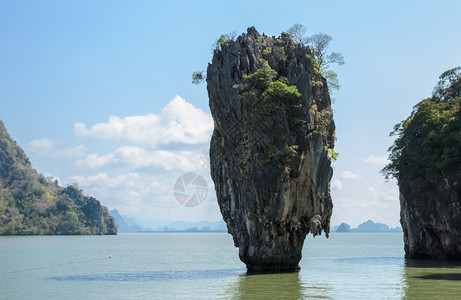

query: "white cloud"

left=28, top=139, right=86, bottom=158
left=331, top=179, right=343, bottom=191
left=74, top=145, right=204, bottom=171
left=74, top=95, right=213, bottom=148
left=364, top=155, right=389, bottom=166
left=331, top=192, right=400, bottom=228
left=52, top=144, right=86, bottom=158
left=28, top=138, right=55, bottom=154
left=70, top=172, right=140, bottom=189
left=68, top=170, right=220, bottom=223
left=340, top=171, right=362, bottom=180
left=41, top=96, right=221, bottom=224
left=368, top=186, right=399, bottom=202
left=69, top=172, right=152, bottom=214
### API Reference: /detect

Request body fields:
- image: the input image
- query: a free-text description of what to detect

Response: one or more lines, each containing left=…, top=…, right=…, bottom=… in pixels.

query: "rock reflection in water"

left=225, top=271, right=331, bottom=299
left=403, top=259, right=461, bottom=299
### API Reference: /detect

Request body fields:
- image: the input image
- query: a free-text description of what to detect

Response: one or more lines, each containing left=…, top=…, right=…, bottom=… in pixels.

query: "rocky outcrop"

left=386, top=68, right=461, bottom=259
left=0, top=120, right=117, bottom=235
left=207, top=27, right=335, bottom=272
left=399, top=173, right=461, bottom=259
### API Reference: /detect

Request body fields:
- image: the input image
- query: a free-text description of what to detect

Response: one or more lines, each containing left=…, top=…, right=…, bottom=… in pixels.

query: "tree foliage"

left=193, top=26, right=344, bottom=91
left=242, top=60, right=301, bottom=107
left=433, top=66, right=461, bottom=101
left=192, top=71, right=206, bottom=84
left=287, top=24, right=344, bottom=91
left=285, top=23, right=307, bottom=45
left=212, top=31, right=237, bottom=52
left=382, top=67, right=461, bottom=189
left=0, top=121, right=117, bottom=235
left=192, top=32, right=237, bottom=84
left=243, top=60, right=277, bottom=90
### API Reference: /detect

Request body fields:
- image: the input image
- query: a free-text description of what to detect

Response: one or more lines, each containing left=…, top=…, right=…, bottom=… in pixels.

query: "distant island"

left=109, top=209, right=227, bottom=233
left=109, top=209, right=400, bottom=234
left=0, top=120, right=117, bottom=235
left=332, top=220, right=402, bottom=233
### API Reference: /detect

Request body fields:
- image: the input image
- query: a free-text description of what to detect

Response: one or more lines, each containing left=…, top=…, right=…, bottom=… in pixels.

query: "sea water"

left=1, top=233, right=460, bottom=299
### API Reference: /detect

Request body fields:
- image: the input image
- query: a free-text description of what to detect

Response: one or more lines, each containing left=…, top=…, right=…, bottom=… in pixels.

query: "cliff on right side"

left=383, top=67, right=461, bottom=259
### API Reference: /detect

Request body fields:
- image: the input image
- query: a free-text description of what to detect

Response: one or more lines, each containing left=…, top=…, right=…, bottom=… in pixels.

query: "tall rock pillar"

left=207, top=27, right=336, bottom=272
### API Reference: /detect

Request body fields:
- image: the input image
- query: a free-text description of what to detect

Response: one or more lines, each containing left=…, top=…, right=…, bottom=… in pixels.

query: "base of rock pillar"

left=246, top=264, right=300, bottom=273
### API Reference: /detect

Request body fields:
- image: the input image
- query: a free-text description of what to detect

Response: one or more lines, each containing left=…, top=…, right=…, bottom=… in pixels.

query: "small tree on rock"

left=287, top=24, right=344, bottom=91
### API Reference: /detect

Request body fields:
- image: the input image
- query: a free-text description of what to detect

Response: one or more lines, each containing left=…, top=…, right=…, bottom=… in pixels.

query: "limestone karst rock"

left=399, top=174, right=461, bottom=259
left=384, top=67, right=461, bottom=259
left=207, top=27, right=336, bottom=272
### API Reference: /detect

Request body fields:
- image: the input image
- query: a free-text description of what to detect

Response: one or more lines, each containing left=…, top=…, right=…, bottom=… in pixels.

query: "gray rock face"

left=207, top=27, right=335, bottom=272
left=399, top=172, right=461, bottom=259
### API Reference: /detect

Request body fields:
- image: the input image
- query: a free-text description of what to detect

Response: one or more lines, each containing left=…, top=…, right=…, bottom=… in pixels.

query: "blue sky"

left=1, top=0, right=460, bottom=228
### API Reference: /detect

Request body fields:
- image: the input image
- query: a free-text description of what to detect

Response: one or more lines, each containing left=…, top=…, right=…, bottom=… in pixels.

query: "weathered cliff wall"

left=399, top=173, right=461, bottom=259
left=207, top=27, right=335, bottom=272
left=384, top=68, right=461, bottom=260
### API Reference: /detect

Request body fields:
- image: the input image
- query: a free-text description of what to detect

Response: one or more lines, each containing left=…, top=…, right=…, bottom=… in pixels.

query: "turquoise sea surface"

left=1, top=232, right=461, bottom=299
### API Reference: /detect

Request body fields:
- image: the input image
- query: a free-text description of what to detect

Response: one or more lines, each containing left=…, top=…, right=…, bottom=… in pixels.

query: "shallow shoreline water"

left=1, top=233, right=460, bottom=299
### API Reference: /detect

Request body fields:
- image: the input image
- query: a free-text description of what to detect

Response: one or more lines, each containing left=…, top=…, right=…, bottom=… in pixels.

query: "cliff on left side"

left=0, top=120, right=117, bottom=235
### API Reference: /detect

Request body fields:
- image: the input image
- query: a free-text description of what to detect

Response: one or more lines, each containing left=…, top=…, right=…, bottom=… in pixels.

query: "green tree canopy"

left=0, top=120, right=118, bottom=235
left=383, top=67, right=461, bottom=189
left=433, top=66, right=461, bottom=101
left=243, top=60, right=278, bottom=90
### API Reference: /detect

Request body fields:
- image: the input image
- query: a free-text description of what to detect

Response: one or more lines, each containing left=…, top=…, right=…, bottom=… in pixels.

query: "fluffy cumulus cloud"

left=331, top=174, right=400, bottom=228
left=69, top=170, right=220, bottom=224
left=364, top=155, right=389, bottom=166
left=28, top=138, right=55, bottom=154
left=63, top=96, right=220, bottom=224
left=331, top=171, right=361, bottom=192
left=70, top=172, right=141, bottom=189
left=74, top=146, right=205, bottom=171
left=28, top=139, right=86, bottom=158
left=53, top=144, right=86, bottom=158
left=69, top=172, right=162, bottom=215
left=340, top=171, right=362, bottom=180
left=74, top=95, right=213, bottom=148
left=368, top=186, right=399, bottom=202
left=331, top=179, right=343, bottom=191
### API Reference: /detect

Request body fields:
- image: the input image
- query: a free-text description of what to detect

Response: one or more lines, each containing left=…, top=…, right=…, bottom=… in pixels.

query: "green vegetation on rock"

left=213, top=32, right=237, bottom=52
left=243, top=60, right=278, bottom=90
left=286, top=24, right=344, bottom=92
left=207, top=27, right=336, bottom=271
left=383, top=67, right=461, bottom=189
left=0, top=120, right=117, bottom=235
left=242, top=60, right=302, bottom=110
left=240, top=60, right=304, bottom=165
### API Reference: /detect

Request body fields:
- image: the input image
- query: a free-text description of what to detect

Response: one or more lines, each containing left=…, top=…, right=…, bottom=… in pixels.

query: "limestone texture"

left=207, top=27, right=335, bottom=272
left=399, top=173, right=461, bottom=259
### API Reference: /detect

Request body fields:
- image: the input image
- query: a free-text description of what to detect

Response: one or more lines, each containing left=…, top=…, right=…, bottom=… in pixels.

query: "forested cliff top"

left=0, top=120, right=117, bottom=235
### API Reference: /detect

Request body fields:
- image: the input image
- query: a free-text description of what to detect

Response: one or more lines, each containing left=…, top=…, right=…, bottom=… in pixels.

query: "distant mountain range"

left=109, top=210, right=227, bottom=233
left=332, top=220, right=402, bottom=233
left=110, top=209, right=401, bottom=234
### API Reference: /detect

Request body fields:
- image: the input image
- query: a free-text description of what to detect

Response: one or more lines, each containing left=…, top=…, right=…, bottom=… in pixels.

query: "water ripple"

left=46, top=268, right=245, bottom=282
left=333, top=256, right=405, bottom=266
